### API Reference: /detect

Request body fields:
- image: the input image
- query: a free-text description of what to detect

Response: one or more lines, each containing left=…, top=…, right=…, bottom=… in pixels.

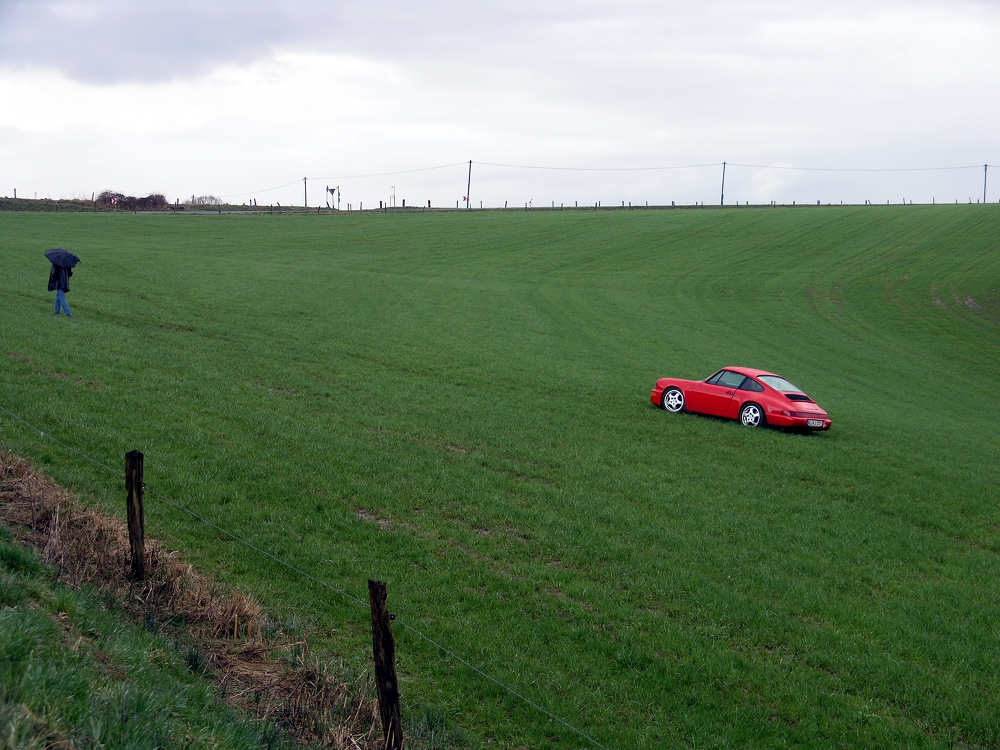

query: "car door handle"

left=726, top=391, right=734, bottom=395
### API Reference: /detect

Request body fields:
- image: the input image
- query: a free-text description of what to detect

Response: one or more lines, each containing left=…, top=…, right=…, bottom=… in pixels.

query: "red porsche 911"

left=650, top=367, right=831, bottom=430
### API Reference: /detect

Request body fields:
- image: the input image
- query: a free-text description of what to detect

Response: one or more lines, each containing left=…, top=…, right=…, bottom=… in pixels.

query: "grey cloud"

left=0, top=0, right=578, bottom=82
left=0, top=1, right=887, bottom=83
left=0, top=0, right=351, bottom=82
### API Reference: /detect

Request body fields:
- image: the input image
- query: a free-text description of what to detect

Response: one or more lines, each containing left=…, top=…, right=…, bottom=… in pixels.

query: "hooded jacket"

left=48, top=264, right=72, bottom=293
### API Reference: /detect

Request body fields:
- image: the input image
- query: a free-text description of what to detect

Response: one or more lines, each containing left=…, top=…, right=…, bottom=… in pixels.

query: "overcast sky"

left=1, top=0, right=998, bottom=207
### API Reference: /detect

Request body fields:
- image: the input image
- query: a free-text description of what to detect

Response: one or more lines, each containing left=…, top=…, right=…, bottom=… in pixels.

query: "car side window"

left=716, top=370, right=747, bottom=388
left=739, top=377, right=764, bottom=392
left=705, top=371, right=725, bottom=385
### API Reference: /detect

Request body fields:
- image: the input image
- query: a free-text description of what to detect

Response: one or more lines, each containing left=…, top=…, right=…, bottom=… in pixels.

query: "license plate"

left=807, top=419, right=823, bottom=427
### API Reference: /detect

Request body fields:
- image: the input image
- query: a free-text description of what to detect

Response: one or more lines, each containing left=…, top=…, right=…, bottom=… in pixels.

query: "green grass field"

left=1, top=206, right=998, bottom=749
left=0, top=525, right=291, bottom=749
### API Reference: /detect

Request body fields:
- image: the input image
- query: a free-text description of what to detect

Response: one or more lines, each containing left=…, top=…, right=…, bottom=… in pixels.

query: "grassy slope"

left=0, top=526, right=289, bottom=749
left=0, top=207, right=998, bottom=749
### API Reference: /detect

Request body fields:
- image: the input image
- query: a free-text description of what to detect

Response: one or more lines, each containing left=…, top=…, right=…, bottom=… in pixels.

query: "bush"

left=96, top=190, right=168, bottom=210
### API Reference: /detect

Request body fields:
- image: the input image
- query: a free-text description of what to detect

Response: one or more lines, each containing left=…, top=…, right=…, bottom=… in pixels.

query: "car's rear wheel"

left=661, top=387, right=685, bottom=413
left=740, top=402, right=765, bottom=427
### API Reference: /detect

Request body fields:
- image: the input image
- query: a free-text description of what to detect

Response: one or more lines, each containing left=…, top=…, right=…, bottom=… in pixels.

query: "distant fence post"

left=368, top=580, right=402, bottom=750
left=125, top=450, right=145, bottom=581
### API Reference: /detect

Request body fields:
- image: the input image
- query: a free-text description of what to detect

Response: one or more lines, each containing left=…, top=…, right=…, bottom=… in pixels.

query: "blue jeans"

left=54, top=289, right=71, bottom=316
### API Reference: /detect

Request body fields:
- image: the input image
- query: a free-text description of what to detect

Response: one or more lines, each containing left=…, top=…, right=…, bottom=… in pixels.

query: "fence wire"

left=221, top=159, right=1000, bottom=202
left=0, top=402, right=611, bottom=750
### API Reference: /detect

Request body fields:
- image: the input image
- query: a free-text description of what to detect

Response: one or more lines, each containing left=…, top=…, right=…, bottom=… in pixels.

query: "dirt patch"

left=0, top=451, right=384, bottom=749
left=832, top=285, right=843, bottom=311
left=884, top=276, right=902, bottom=307
left=7, top=353, right=100, bottom=387
left=356, top=508, right=392, bottom=530
left=259, top=380, right=300, bottom=396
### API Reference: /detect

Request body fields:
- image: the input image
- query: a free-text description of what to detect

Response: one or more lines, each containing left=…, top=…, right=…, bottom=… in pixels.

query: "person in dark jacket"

left=48, top=263, right=73, bottom=316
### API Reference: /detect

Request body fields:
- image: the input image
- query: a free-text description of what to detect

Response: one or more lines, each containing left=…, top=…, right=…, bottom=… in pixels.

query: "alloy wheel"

left=662, top=388, right=684, bottom=413
left=741, top=404, right=763, bottom=426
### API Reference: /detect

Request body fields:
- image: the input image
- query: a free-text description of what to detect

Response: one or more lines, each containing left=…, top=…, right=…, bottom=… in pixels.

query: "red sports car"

left=650, top=367, right=831, bottom=430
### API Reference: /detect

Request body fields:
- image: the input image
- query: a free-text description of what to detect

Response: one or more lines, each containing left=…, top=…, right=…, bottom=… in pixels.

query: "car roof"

left=722, top=366, right=778, bottom=378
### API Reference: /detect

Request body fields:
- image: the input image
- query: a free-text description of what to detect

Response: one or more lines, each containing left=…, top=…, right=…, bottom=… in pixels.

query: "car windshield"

left=758, top=375, right=803, bottom=393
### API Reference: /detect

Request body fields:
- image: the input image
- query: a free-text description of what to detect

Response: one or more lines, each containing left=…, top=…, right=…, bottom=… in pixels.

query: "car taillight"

left=780, top=410, right=791, bottom=416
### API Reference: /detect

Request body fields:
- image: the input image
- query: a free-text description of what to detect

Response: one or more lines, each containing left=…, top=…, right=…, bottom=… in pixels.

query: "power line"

left=0, top=402, right=611, bottom=750
left=726, top=162, right=987, bottom=173
left=478, top=161, right=720, bottom=172
left=220, top=161, right=1000, bottom=202
left=308, top=163, right=467, bottom=180
left=221, top=164, right=466, bottom=201
left=482, top=160, right=994, bottom=173
left=221, top=179, right=304, bottom=200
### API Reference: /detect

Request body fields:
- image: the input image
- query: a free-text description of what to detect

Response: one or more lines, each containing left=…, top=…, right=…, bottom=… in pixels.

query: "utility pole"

left=466, top=160, right=472, bottom=210
left=303, top=177, right=307, bottom=208
left=720, top=161, right=726, bottom=206
left=984, top=164, right=989, bottom=204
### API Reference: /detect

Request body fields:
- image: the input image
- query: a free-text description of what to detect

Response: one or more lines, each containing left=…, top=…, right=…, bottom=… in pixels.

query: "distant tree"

left=97, top=190, right=168, bottom=210
left=188, top=195, right=222, bottom=206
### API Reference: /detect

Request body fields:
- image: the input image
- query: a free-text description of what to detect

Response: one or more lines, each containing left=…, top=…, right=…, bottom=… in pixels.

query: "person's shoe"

left=66, top=314, right=72, bottom=317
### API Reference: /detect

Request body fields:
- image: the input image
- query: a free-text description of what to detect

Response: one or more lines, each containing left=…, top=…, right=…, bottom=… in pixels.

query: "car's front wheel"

left=740, top=402, right=766, bottom=427
left=661, top=387, right=685, bottom=413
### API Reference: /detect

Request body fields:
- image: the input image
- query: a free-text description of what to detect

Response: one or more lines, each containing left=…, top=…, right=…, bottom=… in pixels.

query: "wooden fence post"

left=368, top=580, right=402, bottom=749
left=125, top=450, right=145, bottom=581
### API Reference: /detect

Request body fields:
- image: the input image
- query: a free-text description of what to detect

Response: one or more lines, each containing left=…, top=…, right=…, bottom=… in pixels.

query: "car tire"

left=740, top=402, right=766, bottom=427
left=661, top=387, right=685, bottom=413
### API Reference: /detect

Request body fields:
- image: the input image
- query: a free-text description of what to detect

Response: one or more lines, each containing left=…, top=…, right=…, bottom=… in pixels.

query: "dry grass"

left=0, top=451, right=384, bottom=749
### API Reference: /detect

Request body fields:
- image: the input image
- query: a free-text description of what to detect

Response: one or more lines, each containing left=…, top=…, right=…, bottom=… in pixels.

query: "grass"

left=0, top=524, right=293, bottom=749
left=0, top=205, right=998, bottom=748
left=1, top=450, right=469, bottom=749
